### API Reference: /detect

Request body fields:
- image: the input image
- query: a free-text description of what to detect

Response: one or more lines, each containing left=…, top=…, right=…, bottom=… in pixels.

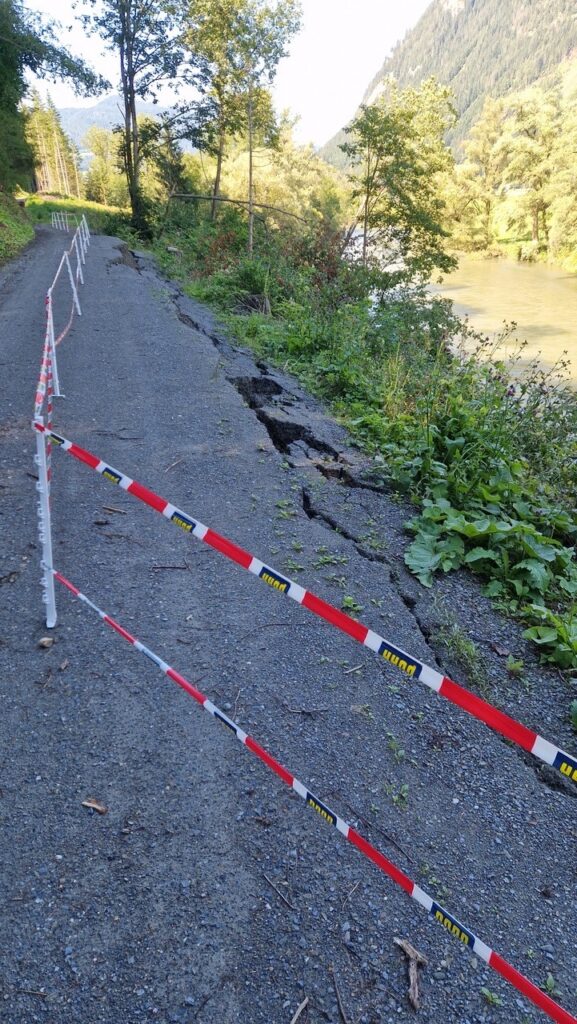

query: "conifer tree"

left=0, top=0, right=104, bottom=190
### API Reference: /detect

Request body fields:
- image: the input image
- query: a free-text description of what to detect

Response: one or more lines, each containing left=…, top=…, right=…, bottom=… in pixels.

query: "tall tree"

left=499, top=85, right=561, bottom=245
left=341, top=78, right=457, bottom=283
left=231, top=0, right=301, bottom=254
left=0, top=0, right=104, bottom=190
left=185, top=0, right=247, bottom=220
left=462, top=97, right=506, bottom=248
left=186, top=0, right=300, bottom=247
left=548, top=92, right=577, bottom=265
left=84, top=125, right=129, bottom=206
left=26, top=92, right=82, bottom=196
left=82, top=0, right=190, bottom=234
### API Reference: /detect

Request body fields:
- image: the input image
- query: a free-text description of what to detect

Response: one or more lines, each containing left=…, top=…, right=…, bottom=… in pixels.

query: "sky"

left=24, top=0, right=432, bottom=147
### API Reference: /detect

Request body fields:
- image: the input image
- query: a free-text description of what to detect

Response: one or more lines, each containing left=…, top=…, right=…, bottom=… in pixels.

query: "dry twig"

left=151, top=563, right=189, bottom=571
left=328, top=790, right=414, bottom=864
left=341, top=879, right=360, bottom=909
left=289, top=996, right=309, bottom=1024
left=394, top=937, right=427, bottom=1010
left=237, top=621, right=297, bottom=643
left=283, top=703, right=329, bottom=717
left=263, top=872, right=296, bottom=911
left=329, top=966, right=351, bottom=1024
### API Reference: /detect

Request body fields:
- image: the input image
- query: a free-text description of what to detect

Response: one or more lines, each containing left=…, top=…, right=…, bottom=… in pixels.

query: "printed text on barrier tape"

left=51, top=568, right=577, bottom=1024
left=33, top=422, right=577, bottom=787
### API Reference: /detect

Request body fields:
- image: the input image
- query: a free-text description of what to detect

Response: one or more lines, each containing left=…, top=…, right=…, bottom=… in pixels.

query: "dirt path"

left=1, top=229, right=575, bottom=1024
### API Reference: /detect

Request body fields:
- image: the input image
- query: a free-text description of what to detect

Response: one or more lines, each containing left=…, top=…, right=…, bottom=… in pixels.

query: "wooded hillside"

left=321, top=0, right=577, bottom=165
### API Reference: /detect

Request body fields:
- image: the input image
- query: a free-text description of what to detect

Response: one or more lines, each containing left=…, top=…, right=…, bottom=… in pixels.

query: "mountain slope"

left=59, top=94, right=167, bottom=150
left=321, top=0, right=577, bottom=165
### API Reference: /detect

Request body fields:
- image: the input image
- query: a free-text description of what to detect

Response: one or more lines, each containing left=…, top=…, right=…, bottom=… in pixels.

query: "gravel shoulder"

left=1, top=229, right=576, bottom=1024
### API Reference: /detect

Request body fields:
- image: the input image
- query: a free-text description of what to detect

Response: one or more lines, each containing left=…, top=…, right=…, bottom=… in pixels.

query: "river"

left=431, top=256, right=577, bottom=383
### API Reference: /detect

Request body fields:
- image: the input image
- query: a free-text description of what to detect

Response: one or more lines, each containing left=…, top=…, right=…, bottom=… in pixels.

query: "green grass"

left=0, top=193, right=34, bottom=264
left=24, top=194, right=128, bottom=234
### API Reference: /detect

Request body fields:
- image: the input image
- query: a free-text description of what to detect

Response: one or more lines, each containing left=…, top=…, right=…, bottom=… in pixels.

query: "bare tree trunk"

left=54, top=131, right=70, bottom=196
left=484, top=197, right=492, bottom=247
left=52, top=132, right=62, bottom=194
left=73, top=154, right=81, bottom=198
left=120, top=5, right=145, bottom=233
left=37, top=129, right=49, bottom=192
left=248, top=81, right=254, bottom=257
left=362, top=144, right=370, bottom=265
left=211, top=123, right=225, bottom=221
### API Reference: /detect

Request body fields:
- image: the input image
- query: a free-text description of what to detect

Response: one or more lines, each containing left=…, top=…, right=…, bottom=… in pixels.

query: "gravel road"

left=1, top=228, right=576, bottom=1024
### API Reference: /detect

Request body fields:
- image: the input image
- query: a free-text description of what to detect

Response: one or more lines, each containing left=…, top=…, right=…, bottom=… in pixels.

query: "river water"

left=431, top=256, right=577, bottom=383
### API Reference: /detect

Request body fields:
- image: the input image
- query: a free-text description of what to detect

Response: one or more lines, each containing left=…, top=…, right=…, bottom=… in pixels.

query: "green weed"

left=481, top=987, right=503, bottom=1007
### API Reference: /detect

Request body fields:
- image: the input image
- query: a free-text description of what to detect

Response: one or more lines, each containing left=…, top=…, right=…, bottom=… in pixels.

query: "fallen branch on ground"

left=263, top=872, right=296, bottom=911
left=289, top=996, right=309, bottom=1024
left=394, top=936, right=427, bottom=1010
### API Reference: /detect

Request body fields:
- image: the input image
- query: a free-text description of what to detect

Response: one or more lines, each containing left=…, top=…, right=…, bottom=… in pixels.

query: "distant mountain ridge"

left=59, top=94, right=167, bottom=150
left=321, top=0, right=577, bottom=166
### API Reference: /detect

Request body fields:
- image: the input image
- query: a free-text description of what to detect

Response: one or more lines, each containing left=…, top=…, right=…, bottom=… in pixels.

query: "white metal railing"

left=34, top=214, right=91, bottom=625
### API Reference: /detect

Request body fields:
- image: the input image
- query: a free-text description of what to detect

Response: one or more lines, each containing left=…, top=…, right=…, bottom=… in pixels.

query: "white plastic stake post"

left=76, top=227, right=86, bottom=265
left=46, top=294, right=61, bottom=398
left=64, top=252, right=82, bottom=316
left=82, top=215, right=91, bottom=245
left=35, top=416, right=57, bottom=628
left=73, top=234, right=84, bottom=283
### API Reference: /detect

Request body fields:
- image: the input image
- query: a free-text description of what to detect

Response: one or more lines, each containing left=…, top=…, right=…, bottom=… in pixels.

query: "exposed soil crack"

left=176, top=308, right=224, bottom=348
left=108, top=244, right=140, bottom=272
left=302, top=487, right=389, bottom=565
left=232, top=374, right=389, bottom=493
left=301, top=486, right=444, bottom=677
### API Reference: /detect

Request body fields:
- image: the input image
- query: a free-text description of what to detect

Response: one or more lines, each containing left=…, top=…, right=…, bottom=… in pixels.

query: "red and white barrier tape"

left=51, top=568, right=577, bottom=1024
left=32, top=422, right=577, bottom=787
